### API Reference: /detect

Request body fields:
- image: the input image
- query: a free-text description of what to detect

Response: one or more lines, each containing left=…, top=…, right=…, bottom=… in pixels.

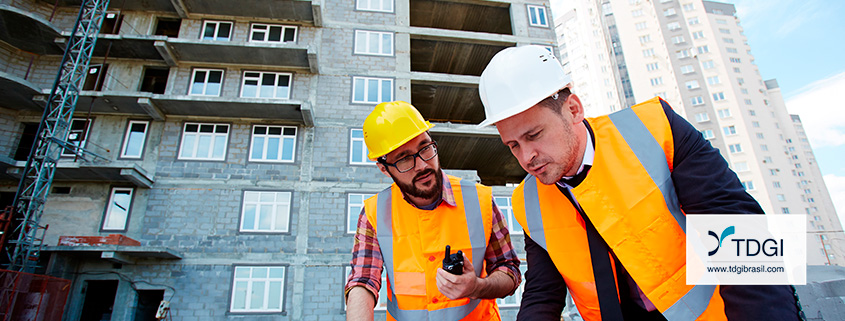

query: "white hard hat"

left=477, top=45, right=572, bottom=127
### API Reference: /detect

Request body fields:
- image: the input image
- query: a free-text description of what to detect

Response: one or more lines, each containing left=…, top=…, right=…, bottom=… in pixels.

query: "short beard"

left=389, top=168, right=443, bottom=201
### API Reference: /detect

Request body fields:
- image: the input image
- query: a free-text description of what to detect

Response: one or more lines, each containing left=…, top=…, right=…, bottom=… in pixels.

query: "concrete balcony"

left=6, top=161, right=155, bottom=188
left=55, top=33, right=167, bottom=61
left=410, top=0, right=512, bottom=35
left=34, top=91, right=313, bottom=125
left=0, top=71, right=45, bottom=112
left=155, top=38, right=317, bottom=72
left=430, top=122, right=525, bottom=186
left=43, top=0, right=320, bottom=25
left=0, top=5, right=63, bottom=55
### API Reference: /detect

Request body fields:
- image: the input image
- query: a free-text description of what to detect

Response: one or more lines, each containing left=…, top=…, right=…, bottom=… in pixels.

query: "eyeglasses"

left=379, top=142, right=438, bottom=173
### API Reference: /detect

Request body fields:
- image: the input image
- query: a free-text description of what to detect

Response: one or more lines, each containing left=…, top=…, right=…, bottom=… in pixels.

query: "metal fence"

left=0, top=269, right=71, bottom=321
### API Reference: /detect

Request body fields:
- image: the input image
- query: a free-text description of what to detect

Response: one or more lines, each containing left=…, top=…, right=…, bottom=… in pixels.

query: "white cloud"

left=823, top=174, right=845, bottom=228
left=785, top=71, right=845, bottom=148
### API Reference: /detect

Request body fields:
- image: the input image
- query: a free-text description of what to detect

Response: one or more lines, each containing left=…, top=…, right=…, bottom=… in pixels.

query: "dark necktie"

left=562, top=164, right=592, bottom=188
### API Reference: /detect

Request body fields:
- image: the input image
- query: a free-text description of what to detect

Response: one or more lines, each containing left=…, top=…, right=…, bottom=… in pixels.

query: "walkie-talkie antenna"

left=445, top=245, right=451, bottom=257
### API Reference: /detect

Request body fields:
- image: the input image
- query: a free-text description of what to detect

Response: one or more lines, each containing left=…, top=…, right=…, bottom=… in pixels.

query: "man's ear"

left=377, top=162, right=391, bottom=177
left=566, top=93, right=585, bottom=124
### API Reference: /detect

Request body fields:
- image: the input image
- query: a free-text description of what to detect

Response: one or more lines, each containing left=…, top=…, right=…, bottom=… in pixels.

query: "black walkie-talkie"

left=442, top=245, right=464, bottom=275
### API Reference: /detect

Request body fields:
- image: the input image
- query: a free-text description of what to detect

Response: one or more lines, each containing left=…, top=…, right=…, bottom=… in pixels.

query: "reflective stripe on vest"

left=376, top=179, right=486, bottom=320
left=522, top=107, right=716, bottom=321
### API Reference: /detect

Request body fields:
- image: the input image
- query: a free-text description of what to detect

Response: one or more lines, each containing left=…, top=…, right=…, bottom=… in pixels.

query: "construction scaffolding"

left=6, top=0, right=110, bottom=273
left=0, top=269, right=71, bottom=321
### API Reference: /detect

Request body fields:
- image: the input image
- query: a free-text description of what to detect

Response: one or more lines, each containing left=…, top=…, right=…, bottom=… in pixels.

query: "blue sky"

left=732, top=0, right=845, bottom=224
left=550, top=0, right=845, bottom=222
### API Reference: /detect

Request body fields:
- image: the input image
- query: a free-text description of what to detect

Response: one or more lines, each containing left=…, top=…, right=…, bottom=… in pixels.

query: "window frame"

left=177, top=122, right=230, bottom=161
left=189, top=68, right=225, bottom=96
left=119, top=120, right=149, bottom=159
left=201, top=20, right=233, bottom=41
left=356, top=0, right=394, bottom=13
left=495, top=196, right=522, bottom=235
left=62, top=118, right=93, bottom=157
left=249, top=23, right=298, bottom=43
left=347, top=193, right=376, bottom=234
left=701, top=129, right=714, bottom=140
left=351, top=76, right=393, bottom=105
left=344, top=266, right=387, bottom=310
left=229, top=265, right=287, bottom=313
left=240, top=71, right=293, bottom=99
left=100, top=186, right=134, bottom=232
left=354, top=30, right=395, bottom=56
left=239, top=190, right=293, bottom=233
left=248, top=125, right=297, bottom=163
left=349, top=128, right=377, bottom=165
left=527, top=5, right=550, bottom=28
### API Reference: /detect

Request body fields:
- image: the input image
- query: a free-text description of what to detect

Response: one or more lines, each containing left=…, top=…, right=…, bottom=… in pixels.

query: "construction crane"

left=5, top=0, right=110, bottom=272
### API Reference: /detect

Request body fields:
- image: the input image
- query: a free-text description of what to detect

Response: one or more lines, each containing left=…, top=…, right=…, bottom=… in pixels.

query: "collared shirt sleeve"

left=344, top=208, right=383, bottom=302
left=484, top=199, right=522, bottom=295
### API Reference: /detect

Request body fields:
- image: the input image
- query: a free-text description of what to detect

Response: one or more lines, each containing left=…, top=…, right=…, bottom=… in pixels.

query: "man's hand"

left=436, top=255, right=481, bottom=300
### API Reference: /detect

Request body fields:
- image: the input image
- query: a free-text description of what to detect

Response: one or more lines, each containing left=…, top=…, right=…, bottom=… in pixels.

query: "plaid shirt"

left=345, top=173, right=522, bottom=302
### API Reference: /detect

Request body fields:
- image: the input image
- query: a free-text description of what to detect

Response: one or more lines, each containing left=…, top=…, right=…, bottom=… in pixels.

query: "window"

left=756, top=133, right=765, bottom=139
left=752, top=121, right=759, bottom=127
left=646, top=62, right=660, bottom=71
left=733, top=162, right=748, bottom=172
left=671, top=36, right=685, bottom=44
left=701, top=60, right=714, bottom=69
left=701, top=129, right=714, bottom=140
left=352, top=76, right=393, bottom=104
left=716, top=19, right=727, bottom=24
left=728, top=143, right=742, bottom=153
left=497, top=264, right=528, bottom=307
left=250, top=126, right=297, bottom=162
left=687, top=17, right=699, bottom=25
left=722, top=125, right=736, bottom=136
left=635, top=22, right=648, bottom=30
left=719, top=28, right=731, bottom=34
left=737, top=78, right=745, bottom=85
left=350, top=128, right=376, bottom=165
left=717, top=109, right=731, bottom=118
left=741, top=88, right=749, bottom=94
left=241, top=71, right=291, bottom=99
left=62, top=118, right=92, bottom=157
left=527, top=5, right=549, bottom=27
left=83, top=64, right=108, bottom=91
left=697, top=45, right=709, bottom=54
left=744, top=99, right=752, bottom=105
left=677, top=49, right=691, bottom=59
left=495, top=197, right=522, bottom=235
left=664, top=8, right=676, bottom=16
left=691, top=96, right=704, bottom=106
left=781, top=207, right=790, bottom=214
left=733, top=67, right=741, bottom=73
left=685, top=80, right=700, bottom=89
left=347, top=193, right=375, bottom=233
left=356, top=0, right=393, bottom=12
left=749, top=109, right=756, bottom=116
left=741, top=180, right=754, bottom=190
left=683, top=3, right=695, bottom=11
left=650, top=77, right=663, bottom=86
left=694, top=112, right=709, bottom=122
left=201, top=21, right=232, bottom=41
left=777, top=194, right=786, bottom=201
left=730, top=57, right=742, bottom=63
left=770, top=169, right=778, bottom=175
left=102, top=187, right=133, bottom=231
left=241, top=191, right=291, bottom=233
left=632, top=9, right=644, bottom=17
left=250, top=24, right=296, bottom=43
left=179, top=123, right=229, bottom=160
left=642, top=48, right=655, bottom=57
left=639, top=35, right=651, bottom=44
left=712, top=92, right=725, bottom=101
left=773, top=181, right=781, bottom=188
left=667, top=22, right=681, bottom=30
left=230, top=266, right=285, bottom=312
left=189, top=69, right=224, bottom=96
left=355, top=30, right=394, bottom=56
left=680, top=64, right=694, bottom=74
left=707, top=76, right=720, bottom=85
left=764, top=156, right=772, bottom=163
left=120, top=121, right=148, bottom=159
left=724, top=38, right=735, bottom=45
left=692, top=31, right=704, bottom=39
left=760, top=144, right=768, bottom=151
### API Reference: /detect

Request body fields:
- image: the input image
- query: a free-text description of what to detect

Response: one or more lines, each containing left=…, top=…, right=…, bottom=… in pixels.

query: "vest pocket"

left=393, top=271, right=426, bottom=296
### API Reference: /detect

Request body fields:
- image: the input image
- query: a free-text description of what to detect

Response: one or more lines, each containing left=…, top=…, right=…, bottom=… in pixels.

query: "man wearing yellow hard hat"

left=344, top=101, right=521, bottom=320
left=477, top=45, right=801, bottom=320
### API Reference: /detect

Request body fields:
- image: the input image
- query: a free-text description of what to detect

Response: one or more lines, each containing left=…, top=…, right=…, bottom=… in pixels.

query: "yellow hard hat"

left=363, top=101, right=434, bottom=160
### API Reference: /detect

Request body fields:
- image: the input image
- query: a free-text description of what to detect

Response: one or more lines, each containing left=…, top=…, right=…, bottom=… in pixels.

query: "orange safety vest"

left=512, top=98, right=727, bottom=321
left=364, top=175, right=501, bottom=320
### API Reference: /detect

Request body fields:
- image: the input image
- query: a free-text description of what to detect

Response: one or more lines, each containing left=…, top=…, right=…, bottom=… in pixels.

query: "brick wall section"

left=322, top=0, right=398, bottom=26
left=0, top=109, right=20, bottom=159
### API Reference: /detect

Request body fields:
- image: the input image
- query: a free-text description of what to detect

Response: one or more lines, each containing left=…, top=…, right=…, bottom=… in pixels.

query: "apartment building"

left=553, top=0, right=844, bottom=266
left=0, top=0, right=557, bottom=319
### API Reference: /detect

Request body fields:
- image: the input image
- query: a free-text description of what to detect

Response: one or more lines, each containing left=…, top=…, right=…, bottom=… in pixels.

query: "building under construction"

left=0, top=0, right=557, bottom=319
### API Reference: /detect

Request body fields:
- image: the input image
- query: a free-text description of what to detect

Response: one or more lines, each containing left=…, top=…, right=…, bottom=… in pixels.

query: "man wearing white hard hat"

left=344, top=101, right=522, bottom=320
left=478, top=45, right=801, bottom=320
